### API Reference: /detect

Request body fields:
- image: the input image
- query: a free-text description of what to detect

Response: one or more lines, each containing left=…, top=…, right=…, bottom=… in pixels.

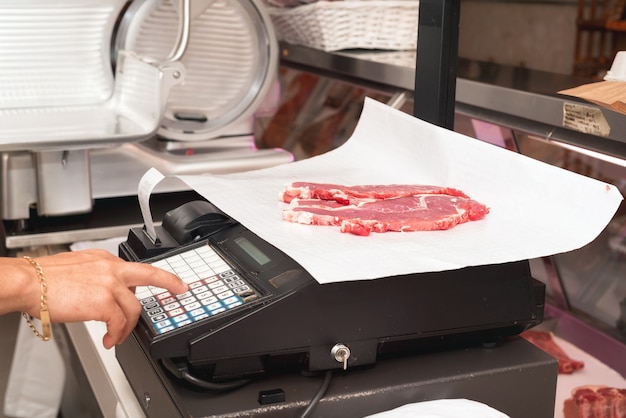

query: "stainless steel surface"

left=3, top=224, right=139, bottom=250
left=115, top=0, right=279, bottom=142
left=0, top=0, right=185, bottom=151
left=0, top=140, right=291, bottom=224
left=0, top=151, right=36, bottom=220
left=0, top=0, right=291, bottom=229
left=35, top=150, right=93, bottom=217
left=278, top=43, right=626, bottom=159
left=165, top=0, right=191, bottom=62
left=89, top=142, right=293, bottom=199
left=279, top=45, right=417, bottom=92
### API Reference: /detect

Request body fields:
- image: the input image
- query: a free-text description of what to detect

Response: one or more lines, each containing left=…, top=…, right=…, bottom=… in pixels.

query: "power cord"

left=163, top=356, right=334, bottom=415
left=299, top=370, right=333, bottom=418
left=162, top=357, right=251, bottom=392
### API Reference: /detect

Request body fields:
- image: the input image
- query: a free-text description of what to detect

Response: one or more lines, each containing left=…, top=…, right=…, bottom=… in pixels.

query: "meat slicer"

left=0, top=0, right=291, bottom=249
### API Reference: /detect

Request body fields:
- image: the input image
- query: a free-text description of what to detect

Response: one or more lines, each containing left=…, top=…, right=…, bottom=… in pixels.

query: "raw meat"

left=521, top=330, right=584, bottom=374
left=563, top=385, right=626, bottom=418
left=282, top=191, right=489, bottom=236
left=280, top=182, right=470, bottom=204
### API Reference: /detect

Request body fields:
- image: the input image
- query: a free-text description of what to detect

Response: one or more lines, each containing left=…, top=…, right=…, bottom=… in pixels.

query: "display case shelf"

left=278, top=42, right=626, bottom=160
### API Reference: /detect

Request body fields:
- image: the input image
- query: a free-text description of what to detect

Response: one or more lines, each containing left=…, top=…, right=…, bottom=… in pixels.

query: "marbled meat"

left=521, top=329, right=584, bottom=374
left=563, top=386, right=626, bottom=418
left=280, top=182, right=470, bottom=204
left=280, top=182, right=489, bottom=236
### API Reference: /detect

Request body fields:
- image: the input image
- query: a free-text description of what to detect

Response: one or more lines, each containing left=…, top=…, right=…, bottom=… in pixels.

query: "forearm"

left=0, top=256, right=40, bottom=317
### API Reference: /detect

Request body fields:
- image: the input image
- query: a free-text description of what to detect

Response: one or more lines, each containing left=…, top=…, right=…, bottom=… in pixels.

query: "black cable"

left=162, top=357, right=251, bottom=392
left=181, top=369, right=251, bottom=392
left=299, top=370, right=333, bottom=418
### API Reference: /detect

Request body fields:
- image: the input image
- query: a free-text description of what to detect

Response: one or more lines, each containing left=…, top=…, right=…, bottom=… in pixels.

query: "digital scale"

left=116, top=199, right=558, bottom=417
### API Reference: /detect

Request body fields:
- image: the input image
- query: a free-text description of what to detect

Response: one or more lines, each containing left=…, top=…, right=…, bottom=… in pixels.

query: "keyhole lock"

left=331, top=343, right=351, bottom=370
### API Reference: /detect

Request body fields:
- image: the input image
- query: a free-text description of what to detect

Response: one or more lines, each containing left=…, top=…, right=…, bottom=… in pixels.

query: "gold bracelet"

left=22, top=256, right=52, bottom=342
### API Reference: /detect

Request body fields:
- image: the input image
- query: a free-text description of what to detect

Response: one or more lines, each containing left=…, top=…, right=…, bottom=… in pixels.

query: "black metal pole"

left=413, top=0, right=461, bottom=130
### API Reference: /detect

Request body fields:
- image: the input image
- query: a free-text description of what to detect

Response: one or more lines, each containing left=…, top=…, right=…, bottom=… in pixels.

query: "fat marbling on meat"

left=280, top=182, right=489, bottom=236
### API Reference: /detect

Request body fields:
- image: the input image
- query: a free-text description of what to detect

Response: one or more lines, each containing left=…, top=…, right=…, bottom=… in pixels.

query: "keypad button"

left=223, top=296, right=240, bottom=305
left=204, top=276, right=219, bottom=285
left=176, top=291, right=193, bottom=299
left=150, top=313, right=168, bottom=323
left=177, top=319, right=193, bottom=328
left=209, top=307, right=226, bottom=315
left=208, top=281, right=225, bottom=289
left=140, top=244, right=261, bottom=335
left=173, top=313, right=190, bottom=323
left=191, top=285, right=209, bottom=295
left=168, top=308, right=185, bottom=317
left=212, top=285, right=229, bottom=294
left=207, top=302, right=223, bottom=311
left=217, top=290, right=234, bottom=300
left=189, top=308, right=206, bottom=317
left=143, top=302, right=160, bottom=311
left=163, top=302, right=181, bottom=311
left=185, top=301, right=201, bottom=311
left=155, top=319, right=173, bottom=329
left=160, top=296, right=177, bottom=305
left=179, top=296, right=197, bottom=306
left=156, top=292, right=172, bottom=300
left=146, top=307, right=164, bottom=316
left=200, top=296, right=218, bottom=306
left=158, top=325, right=175, bottom=334
left=196, top=291, right=214, bottom=300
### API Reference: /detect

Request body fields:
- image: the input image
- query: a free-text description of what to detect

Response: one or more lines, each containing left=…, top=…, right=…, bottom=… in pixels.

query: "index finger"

left=120, top=262, right=188, bottom=295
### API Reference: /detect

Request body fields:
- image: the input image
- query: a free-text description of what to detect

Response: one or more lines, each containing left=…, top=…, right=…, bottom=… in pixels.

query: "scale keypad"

left=135, top=244, right=260, bottom=335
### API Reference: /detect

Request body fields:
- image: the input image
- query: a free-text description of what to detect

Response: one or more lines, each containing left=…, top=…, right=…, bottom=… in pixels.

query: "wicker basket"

left=267, top=1, right=419, bottom=52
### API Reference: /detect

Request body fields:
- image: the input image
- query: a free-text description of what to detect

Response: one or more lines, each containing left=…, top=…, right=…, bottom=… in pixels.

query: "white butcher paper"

left=175, top=97, right=623, bottom=284
left=363, top=398, right=510, bottom=418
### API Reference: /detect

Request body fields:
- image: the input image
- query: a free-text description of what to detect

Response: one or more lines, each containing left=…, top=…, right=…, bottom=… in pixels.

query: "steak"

left=563, top=386, right=626, bottom=418
left=281, top=182, right=489, bottom=236
left=521, top=330, right=584, bottom=374
left=280, top=182, right=470, bottom=204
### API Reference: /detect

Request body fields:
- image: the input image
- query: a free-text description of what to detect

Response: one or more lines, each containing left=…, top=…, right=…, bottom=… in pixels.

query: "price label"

left=562, top=103, right=610, bottom=137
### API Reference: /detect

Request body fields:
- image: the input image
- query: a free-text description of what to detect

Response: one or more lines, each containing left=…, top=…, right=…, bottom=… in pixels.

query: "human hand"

left=21, top=249, right=188, bottom=349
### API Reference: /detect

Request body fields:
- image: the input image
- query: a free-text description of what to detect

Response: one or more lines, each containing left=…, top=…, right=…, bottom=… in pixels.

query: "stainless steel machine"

left=0, top=0, right=292, bottom=250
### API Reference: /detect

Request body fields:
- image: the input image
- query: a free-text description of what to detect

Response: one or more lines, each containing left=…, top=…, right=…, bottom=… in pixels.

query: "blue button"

left=189, top=307, right=206, bottom=317
left=155, top=319, right=173, bottom=329
left=177, top=319, right=192, bottom=328
left=172, top=313, right=190, bottom=323
left=158, top=325, right=175, bottom=334
left=227, top=301, right=243, bottom=309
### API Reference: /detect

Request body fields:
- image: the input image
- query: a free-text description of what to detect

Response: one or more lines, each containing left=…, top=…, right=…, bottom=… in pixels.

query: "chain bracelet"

left=22, top=256, right=52, bottom=342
